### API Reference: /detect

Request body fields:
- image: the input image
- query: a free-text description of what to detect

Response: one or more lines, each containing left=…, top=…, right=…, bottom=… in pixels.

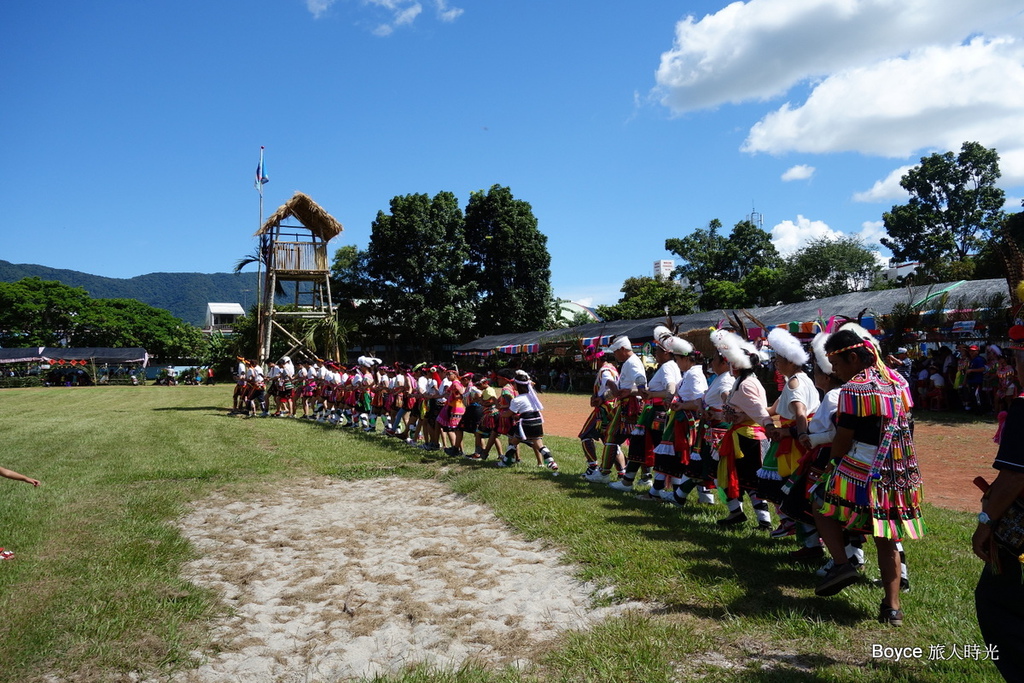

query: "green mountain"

left=0, top=260, right=261, bottom=326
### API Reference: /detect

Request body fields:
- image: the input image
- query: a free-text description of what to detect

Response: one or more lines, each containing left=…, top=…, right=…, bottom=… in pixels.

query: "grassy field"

left=0, top=386, right=1004, bottom=682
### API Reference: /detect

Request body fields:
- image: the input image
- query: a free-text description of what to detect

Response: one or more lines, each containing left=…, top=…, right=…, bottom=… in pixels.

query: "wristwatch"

left=978, top=511, right=994, bottom=526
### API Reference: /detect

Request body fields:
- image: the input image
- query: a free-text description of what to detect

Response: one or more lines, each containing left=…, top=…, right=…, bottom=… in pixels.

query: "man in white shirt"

left=585, top=336, right=647, bottom=484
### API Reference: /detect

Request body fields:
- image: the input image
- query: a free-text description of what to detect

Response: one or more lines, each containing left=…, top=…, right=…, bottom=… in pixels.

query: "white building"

left=204, top=303, right=245, bottom=333
left=654, top=259, right=675, bottom=279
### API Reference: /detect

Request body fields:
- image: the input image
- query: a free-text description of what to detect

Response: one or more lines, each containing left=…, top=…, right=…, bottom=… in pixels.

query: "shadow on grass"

left=152, top=406, right=230, bottom=412
left=537, top=469, right=880, bottom=627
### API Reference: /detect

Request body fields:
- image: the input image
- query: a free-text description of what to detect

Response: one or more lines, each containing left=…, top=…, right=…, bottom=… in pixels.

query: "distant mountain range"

left=0, top=259, right=262, bottom=326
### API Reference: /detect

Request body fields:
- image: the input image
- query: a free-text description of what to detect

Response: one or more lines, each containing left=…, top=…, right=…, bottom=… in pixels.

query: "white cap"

left=608, top=336, right=632, bottom=353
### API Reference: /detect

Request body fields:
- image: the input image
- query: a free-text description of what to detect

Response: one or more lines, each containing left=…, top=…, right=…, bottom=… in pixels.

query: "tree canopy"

left=595, top=276, right=697, bottom=321
left=665, top=218, right=782, bottom=310
left=0, top=277, right=204, bottom=358
left=881, top=141, right=1006, bottom=280
left=777, top=236, right=882, bottom=302
left=362, top=192, right=476, bottom=356
left=465, top=185, right=552, bottom=335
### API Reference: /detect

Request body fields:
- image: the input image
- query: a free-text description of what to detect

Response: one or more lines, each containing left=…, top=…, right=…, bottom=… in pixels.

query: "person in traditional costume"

left=759, top=328, right=820, bottom=536
left=232, top=357, right=248, bottom=413
left=609, top=327, right=680, bottom=492
left=439, top=367, right=468, bottom=456
left=579, top=346, right=619, bottom=478
left=585, top=336, right=646, bottom=484
left=973, top=323, right=1024, bottom=682
left=459, top=372, right=485, bottom=455
left=489, top=368, right=519, bottom=462
left=781, top=332, right=844, bottom=563
left=500, top=371, right=557, bottom=471
left=647, top=335, right=710, bottom=505
left=712, top=329, right=774, bottom=529
left=813, top=324, right=925, bottom=627
left=469, top=374, right=501, bottom=460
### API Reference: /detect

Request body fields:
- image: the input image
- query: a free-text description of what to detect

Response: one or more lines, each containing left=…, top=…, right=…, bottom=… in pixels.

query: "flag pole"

left=255, top=146, right=267, bottom=364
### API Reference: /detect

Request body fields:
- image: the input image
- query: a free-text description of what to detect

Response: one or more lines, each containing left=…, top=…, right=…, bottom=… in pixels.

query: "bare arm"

left=972, top=469, right=1024, bottom=562
left=0, top=467, right=40, bottom=487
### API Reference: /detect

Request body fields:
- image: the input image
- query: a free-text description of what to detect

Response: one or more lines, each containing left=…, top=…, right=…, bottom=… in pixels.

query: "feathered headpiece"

left=811, top=332, right=833, bottom=376
left=653, top=325, right=674, bottom=348
left=767, top=327, right=809, bottom=366
left=711, top=329, right=752, bottom=370
left=663, top=335, right=694, bottom=357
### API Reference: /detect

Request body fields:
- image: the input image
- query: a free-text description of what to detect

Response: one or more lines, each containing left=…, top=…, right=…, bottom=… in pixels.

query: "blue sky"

left=3, top=0, right=1023, bottom=309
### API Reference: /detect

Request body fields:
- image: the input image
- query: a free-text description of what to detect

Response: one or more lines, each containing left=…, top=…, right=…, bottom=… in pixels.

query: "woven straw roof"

left=254, top=192, right=344, bottom=242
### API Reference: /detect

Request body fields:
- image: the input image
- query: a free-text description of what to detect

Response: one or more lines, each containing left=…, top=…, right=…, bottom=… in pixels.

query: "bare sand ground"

left=175, top=477, right=645, bottom=682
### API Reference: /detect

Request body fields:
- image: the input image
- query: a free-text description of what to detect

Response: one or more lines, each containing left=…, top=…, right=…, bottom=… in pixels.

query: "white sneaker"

left=659, top=489, right=675, bottom=502
left=697, top=488, right=716, bottom=505
left=584, top=470, right=612, bottom=484
left=608, top=480, right=633, bottom=492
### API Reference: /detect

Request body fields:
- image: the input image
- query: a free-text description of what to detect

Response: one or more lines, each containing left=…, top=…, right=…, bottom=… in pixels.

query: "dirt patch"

left=175, top=478, right=645, bottom=682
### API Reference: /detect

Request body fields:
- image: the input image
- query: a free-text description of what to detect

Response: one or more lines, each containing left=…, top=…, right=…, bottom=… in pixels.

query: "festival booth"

left=0, top=347, right=149, bottom=388
left=452, top=279, right=1016, bottom=386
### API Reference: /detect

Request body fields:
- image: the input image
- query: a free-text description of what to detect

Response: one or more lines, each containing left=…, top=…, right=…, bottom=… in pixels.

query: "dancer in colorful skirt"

left=644, top=335, right=706, bottom=503
left=760, top=327, right=820, bottom=535
left=585, top=336, right=647, bottom=484
left=711, top=329, right=774, bottom=530
left=609, top=327, right=680, bottom=492
left=500, top=371, right=557, bottom=470
left=470, top=374, right=501, bottom=460
left=438, top=367, right=467, bottom=456
left=579, top=346, right=618, bottom=478
left=782, top=332, right=844, bottom=563
left=813, top=324, right=925, bottom=627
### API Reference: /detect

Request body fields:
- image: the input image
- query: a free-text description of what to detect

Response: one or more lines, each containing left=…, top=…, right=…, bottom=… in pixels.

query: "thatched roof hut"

left=254, top=192, right=344, bottom=243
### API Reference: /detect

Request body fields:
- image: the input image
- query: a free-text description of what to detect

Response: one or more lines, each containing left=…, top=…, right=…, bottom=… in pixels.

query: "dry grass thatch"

left=680, top=327, right=715, bottom=358
left=254, top=192, right=344, bottom=242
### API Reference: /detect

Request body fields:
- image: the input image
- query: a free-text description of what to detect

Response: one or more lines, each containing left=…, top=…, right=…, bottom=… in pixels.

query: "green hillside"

left=0, top=260, right=261, bottom=326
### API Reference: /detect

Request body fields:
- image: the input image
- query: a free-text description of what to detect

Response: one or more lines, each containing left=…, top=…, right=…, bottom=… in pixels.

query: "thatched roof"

left=254, top=192, right=344, bottom=242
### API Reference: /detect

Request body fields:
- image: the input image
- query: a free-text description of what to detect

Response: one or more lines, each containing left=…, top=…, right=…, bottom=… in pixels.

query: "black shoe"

left=900, top=577, right=911, bottom=592
left=717, top=510, right=747, bottom=526
left=788, top=545, right=825, bottom=562
left=878, top=601, right=904, bottom=626
left=815, top=562, right=860, bottom=597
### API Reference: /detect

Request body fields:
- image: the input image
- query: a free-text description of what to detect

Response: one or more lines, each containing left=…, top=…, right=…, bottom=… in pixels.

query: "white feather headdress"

left=767, top=327, right=809, bottom=366
left=811, top=332, right=833, bottom=376
left=664, top=335, right=694, bottom=356
left=711, top=329, right=752, bottom=370
left=838, top=321, right=879, bottom=350
left=653, top=325, right=674, bottom=346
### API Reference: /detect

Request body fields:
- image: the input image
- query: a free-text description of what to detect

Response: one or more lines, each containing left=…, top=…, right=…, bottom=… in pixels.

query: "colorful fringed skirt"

left=817, top=440, right=925, bottom=540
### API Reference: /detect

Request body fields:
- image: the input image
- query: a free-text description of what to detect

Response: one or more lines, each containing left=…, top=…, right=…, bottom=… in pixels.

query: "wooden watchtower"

left=254, top=192, right=344, bottom=364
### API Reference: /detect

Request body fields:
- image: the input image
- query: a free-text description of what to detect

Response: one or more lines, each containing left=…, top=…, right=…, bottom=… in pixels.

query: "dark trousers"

left=975, top=548, right=1024, bottom=683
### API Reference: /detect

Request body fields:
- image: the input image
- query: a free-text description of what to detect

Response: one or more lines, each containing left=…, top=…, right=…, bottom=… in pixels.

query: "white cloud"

left=305, top=0, right=337, bottom=19
left=655, top=0, right=1020, bottom=113
left=781, top=164, right=814, bottom=182
left=852, top=165, right=914, bottom=203
left=742, top=38, right=1024, bottom=165
left=394, top=2, right=422, bottom=26
left=857, top=220, right=887, bottom=248
left=435, top=0, right=463, bottom=22
left=771, top=215, right=843, bottom=256
left=654, top=0, right=1024, bottom=187
left=772, top=215, right=889, bottom=257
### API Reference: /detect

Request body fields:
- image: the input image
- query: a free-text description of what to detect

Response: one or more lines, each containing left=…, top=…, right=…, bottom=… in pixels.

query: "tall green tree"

left=595, top=276, right=697, bottom=321
left=666, top=218, right=782, bottom=309
left=881, top=141, right=1006, bottom=280
left=464, top=185, right=552, bottom=335
left=0, top=277, right=91, bottom=346
left=0, top=277, right=203, bottom=358
left=778, top=236, right=882, bottom=302
left=364, top=192, right=475, bottom=355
